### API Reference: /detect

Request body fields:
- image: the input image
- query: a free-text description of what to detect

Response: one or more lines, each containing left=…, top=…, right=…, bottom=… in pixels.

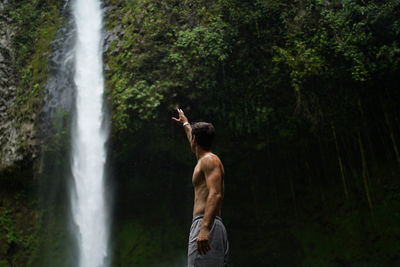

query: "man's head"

left=191, top=122, right=215, bottom=151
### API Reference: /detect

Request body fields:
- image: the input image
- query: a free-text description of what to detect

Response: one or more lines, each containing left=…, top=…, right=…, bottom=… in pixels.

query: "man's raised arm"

left=172, top=108, right=192, bottom=146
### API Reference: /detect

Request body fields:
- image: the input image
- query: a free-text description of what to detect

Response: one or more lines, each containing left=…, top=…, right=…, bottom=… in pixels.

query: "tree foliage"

left=103, top=0, right=400, bottom=265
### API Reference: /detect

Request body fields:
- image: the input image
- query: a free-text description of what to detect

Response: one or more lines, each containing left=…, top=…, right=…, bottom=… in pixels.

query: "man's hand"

left=196, top=227, right=211, bottom=255
left=171, top=108, right=189, bottom=125
left=172, top=108, right=192, bottom=146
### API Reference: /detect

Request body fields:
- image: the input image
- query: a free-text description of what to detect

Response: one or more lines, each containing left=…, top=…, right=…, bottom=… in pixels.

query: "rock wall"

left=0, top=0, right=62, bottom=172
left=0, top=1, right=65, bottom=266
left=0, top=0, right=24, bottom=170
left=0, top=0, right=42, bottom=173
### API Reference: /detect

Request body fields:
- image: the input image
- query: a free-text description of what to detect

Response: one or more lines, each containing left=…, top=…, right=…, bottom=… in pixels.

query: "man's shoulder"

left=199, top=153, right=222, bottom=170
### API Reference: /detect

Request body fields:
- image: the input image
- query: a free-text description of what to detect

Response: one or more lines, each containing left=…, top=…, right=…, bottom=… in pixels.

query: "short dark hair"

left=191, top=122, right=215, bottom=149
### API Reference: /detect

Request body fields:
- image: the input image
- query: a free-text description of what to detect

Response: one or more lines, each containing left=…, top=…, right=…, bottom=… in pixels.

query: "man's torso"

left=192, top=152, right=225, bottom=217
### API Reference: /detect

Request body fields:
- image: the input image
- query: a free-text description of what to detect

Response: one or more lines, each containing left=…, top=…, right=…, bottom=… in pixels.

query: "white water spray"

left=70, top=0, right=109, bottom=266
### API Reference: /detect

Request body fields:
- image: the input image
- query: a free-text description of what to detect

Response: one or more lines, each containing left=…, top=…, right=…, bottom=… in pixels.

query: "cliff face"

left=0, top=0, right=32, bottom=170
left=0, top=0, right=64, bottom=265
left=0, top=0, right=62, bottom=173
left=0, top=1, right=37, bottom=265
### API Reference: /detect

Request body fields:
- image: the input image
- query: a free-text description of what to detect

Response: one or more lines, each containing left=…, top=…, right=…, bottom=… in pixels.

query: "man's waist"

left=192, top=214, right=222, bottom=223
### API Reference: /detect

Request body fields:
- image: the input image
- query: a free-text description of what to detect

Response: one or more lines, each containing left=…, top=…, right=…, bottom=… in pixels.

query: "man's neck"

left=195, top=146, right=211, bottom=161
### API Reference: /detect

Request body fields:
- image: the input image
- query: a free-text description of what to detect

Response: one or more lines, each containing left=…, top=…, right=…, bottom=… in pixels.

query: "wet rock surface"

left=0, top=0, right=19, bottom=169
left=0, top=0, right=38, bottom=171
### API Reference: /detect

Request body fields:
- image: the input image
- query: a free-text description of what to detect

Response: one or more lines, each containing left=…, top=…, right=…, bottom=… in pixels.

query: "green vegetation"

left=112, top=220, right=186, bottom=266
left=104, top=0, right=400, bottom=266
left=0, top=193, right=40, bottom=267
left=9, top=0, right=63, bottom=126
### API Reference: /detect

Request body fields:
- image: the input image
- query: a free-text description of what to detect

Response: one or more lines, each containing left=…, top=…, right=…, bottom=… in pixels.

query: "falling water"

left=70, top=0, right=109, bottom=266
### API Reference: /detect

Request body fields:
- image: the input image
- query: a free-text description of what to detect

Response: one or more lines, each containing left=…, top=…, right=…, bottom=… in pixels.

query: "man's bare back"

left=192, top=152, right=225, bottom=217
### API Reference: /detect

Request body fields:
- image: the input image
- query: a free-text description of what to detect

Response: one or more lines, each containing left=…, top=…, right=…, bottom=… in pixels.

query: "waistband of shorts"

left=192, top=214, right=222, bottom=223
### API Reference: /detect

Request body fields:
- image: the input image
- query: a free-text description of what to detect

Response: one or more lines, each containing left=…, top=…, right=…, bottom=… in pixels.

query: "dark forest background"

left=103, top=0, right=400, bottom=266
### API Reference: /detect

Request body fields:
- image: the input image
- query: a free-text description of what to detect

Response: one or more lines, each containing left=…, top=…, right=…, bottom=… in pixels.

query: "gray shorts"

left=187, top=215, right=229, bottom=267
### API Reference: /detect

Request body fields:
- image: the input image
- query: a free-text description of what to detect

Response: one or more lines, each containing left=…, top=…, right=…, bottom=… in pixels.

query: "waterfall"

left=70, top=0, right=109, bottom=266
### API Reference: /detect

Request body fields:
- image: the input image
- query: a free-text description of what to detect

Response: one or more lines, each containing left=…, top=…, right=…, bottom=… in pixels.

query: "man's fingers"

left=201, top=243, right=206, bottom=255
left=197, top=240, right=203, bottom=255
left=197, top=240, right=210, bottom=255
left=171, top=117, right=179, bottom=122
left=204, top=241, right=210, bottom=253
left=197, top=240, right=201, bottom=254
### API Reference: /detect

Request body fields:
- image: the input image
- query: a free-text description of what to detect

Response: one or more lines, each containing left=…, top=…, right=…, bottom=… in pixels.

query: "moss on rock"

left=0, top=0, right=65, bottom=265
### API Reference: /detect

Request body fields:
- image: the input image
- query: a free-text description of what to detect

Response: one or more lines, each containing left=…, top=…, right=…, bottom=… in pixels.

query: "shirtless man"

left=172, top=108, right=229, bottom=267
